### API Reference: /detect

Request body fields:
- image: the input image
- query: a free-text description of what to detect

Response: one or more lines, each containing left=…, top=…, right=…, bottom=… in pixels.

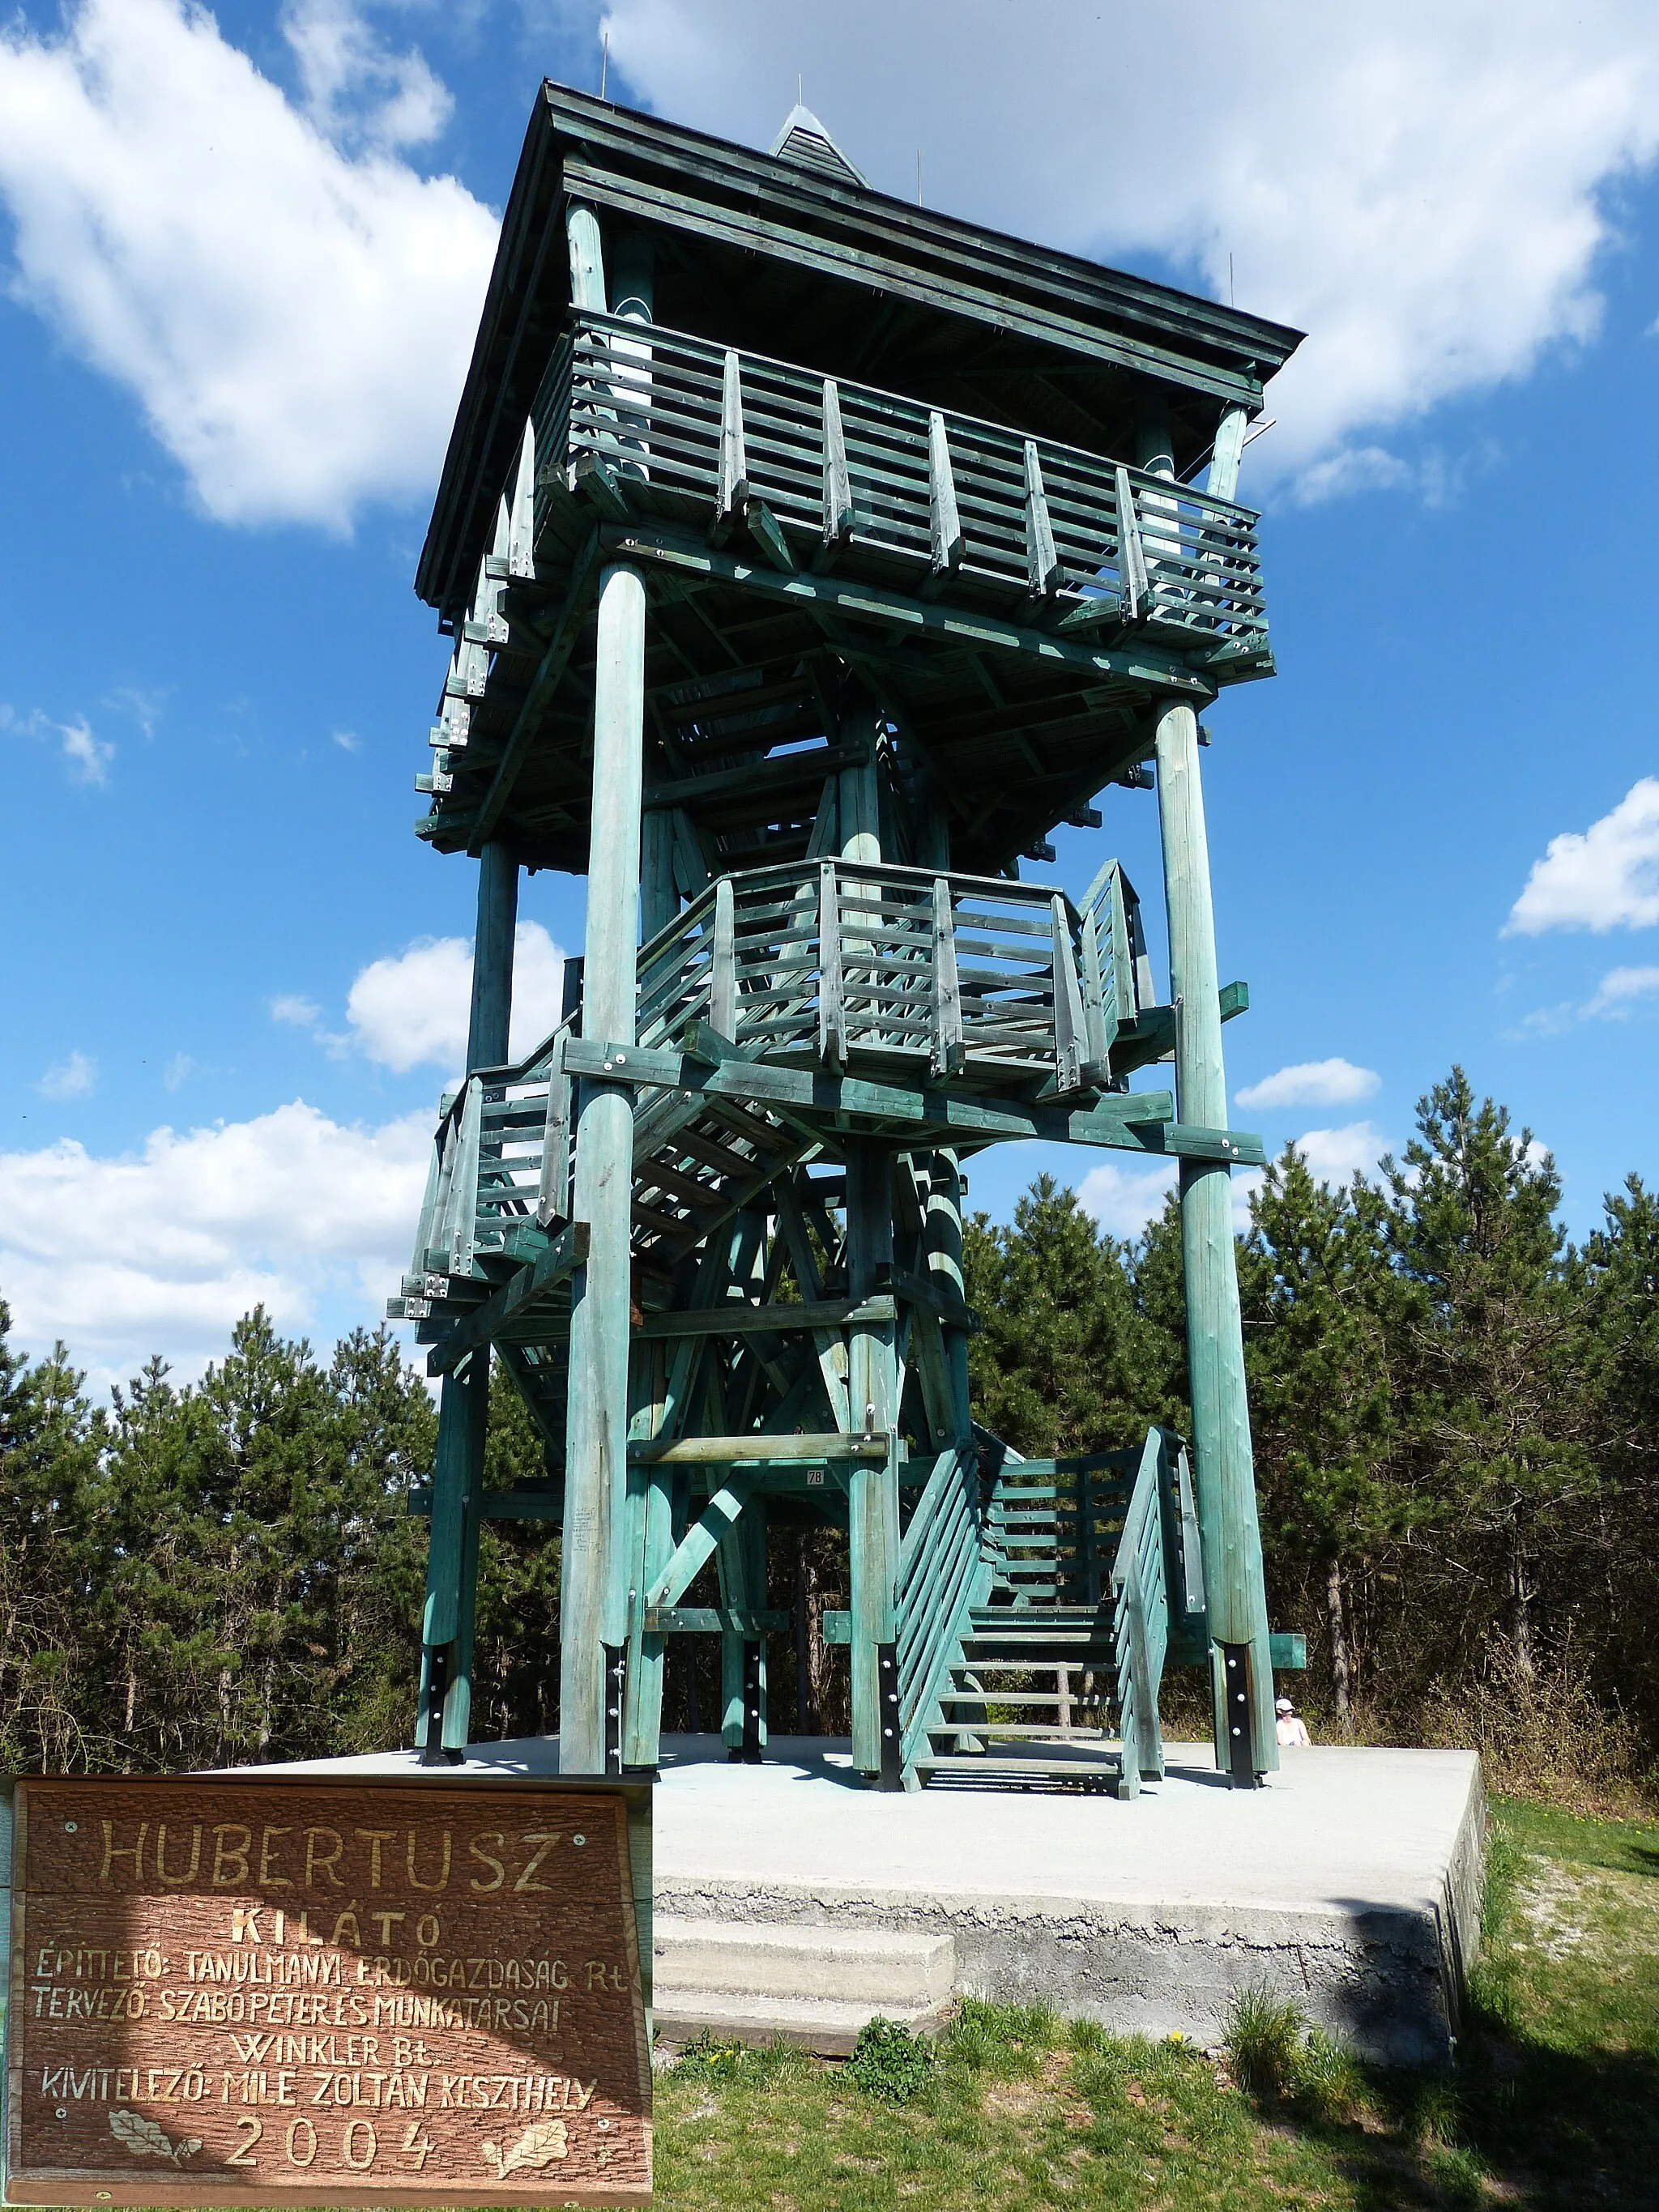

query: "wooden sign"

left=3, top=1775, right=650, bottom=2206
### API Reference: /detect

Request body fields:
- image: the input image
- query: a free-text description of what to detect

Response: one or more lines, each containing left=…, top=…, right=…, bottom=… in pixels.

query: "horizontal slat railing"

left=638, top=855, right=1127, bottom=1092
left=548, top=312, right=1267, bottom=648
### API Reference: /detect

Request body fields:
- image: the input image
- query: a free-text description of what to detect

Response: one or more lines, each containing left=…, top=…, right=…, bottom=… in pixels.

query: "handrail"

left=1110, top=1430, right=1171, bottom=1796
left=895, top=1441, right=988, bottom=1768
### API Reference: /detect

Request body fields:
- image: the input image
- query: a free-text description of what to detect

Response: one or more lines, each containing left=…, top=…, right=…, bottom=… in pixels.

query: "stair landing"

left=655, top=1733, right=1484, bottom=2065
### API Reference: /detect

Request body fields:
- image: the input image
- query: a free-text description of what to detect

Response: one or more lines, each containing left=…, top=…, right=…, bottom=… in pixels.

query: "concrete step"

left=655, top=1916, right=954, bottom=2005
left=654, top=1988, right=949, bottom=2058
left=654, top=1917, right=957, bottom=2056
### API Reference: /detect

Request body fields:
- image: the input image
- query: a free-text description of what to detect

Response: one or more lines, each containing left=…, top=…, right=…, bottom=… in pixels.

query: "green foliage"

left=1223, top=1985, right=1307, bottom=2101
left=965, top=1175, right=1179, bottom=1455
left=847, top=2015, right=936, bottom=2103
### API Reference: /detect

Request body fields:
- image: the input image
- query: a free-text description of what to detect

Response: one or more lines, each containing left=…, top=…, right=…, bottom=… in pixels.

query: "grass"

left=652, top=1794, right=1659, bottom=2210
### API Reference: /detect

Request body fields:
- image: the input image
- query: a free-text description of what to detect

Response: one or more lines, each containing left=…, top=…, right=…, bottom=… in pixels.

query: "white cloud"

left=2, top=701, right=114, bottom=784
left=0, top=0, right=498, bottom=531
left=0, top=1102, right=430, bottom=1390
left=331, top=729, right=360, bottom=752
left=1585, top=965, right=1659, bottom=1017
left=1292, top=1120, right=1388, bottom=1189
left=1075, top=1153, right=1262, bottom=1238
left=1075, top=1157, right=1178, bottom=1240
left=1235, top=1058, right=1380, bottom=1110
left=281, top=0, right=452, bottom=153
left=37, top=1052, right=99, bottom=1102
left=343, top=920, right=566, bottom=1074
left=270, top=993, right=323, bottom=1027
left=162, top=1053, right=196, bottom=1092
left=603, top=0, right=1659, bottom=491
left=1506, top=778, right=1659, bottom=935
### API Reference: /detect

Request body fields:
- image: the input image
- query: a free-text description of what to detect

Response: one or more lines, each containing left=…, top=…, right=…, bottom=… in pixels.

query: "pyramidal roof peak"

left=769, top=102, right=868, bottom=189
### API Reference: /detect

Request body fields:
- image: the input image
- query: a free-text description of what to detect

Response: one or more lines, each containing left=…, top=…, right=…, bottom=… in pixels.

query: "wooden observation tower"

left=390, top=87, right=1303, bottom=1791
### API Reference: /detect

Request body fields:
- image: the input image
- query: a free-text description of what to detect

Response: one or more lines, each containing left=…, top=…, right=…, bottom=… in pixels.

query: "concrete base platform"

left=655, top=1736, right=1485, bottom=2065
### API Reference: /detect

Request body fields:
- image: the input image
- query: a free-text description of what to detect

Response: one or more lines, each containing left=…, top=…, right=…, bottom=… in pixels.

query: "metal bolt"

left=64, top=1821, right=77, bottom=1832
left=573, top=1835, right=586, bottom=1847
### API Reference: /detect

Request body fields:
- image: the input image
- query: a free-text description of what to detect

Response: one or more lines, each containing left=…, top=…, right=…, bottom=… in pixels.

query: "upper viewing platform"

left=411, top=85, right=1303, bottom=877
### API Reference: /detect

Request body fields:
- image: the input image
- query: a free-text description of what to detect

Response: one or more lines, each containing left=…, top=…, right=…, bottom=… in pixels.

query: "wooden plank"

left=1115, top=464, right=1149, bottom=621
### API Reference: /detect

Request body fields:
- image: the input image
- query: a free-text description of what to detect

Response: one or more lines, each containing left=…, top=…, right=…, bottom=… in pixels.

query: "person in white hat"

left=1275, top=1696, right=1311, bottom=1748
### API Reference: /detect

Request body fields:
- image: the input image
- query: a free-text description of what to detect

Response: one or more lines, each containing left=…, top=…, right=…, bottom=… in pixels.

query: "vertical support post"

left=1152, top=687, right=1275, bottom=1781
left=417, top=840, right=518, bottom=1762
left=640, top=808, right=678, bottom=944
left=847, top=1138, right=901, bottom=1783
left=622, top=1340, right=668, bottom=1771
left=561, top=560, right=646, bottom=1775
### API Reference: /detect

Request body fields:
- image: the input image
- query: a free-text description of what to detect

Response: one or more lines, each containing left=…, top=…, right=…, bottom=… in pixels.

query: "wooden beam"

left=629, top=1431, right=890, bottom=1465
left=596, top=524, right=1217, bottom=696
left=644, top=1607, right=791, bottom=1636
left=427, top=1221, right=590, bottom=1376
left=637, top=1294, right=895, bottom=1337
left=642, top=743, right=863, bottom=812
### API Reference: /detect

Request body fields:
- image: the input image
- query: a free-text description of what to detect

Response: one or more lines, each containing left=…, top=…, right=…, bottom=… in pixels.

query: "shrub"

left=847, top=2016, right=936, bottom=2103
left=1223, top=1985, right=1307, bottom=2102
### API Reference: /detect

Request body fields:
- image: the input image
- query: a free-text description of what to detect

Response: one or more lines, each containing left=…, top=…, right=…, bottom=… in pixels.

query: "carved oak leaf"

left=480, top=2120, right=569, bottom=2176
left=109, top=2111, right=195, bottom=2163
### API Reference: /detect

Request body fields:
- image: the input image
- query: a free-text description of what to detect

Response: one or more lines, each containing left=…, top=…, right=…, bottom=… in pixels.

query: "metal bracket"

left=877, top=1642, right=903, bottom=1791
left=741, top=1640, right=765, bottom=1764
left=603, top=1642, right=626, bottom=1778
left=1221, top=1641, right=1260, bottom=1788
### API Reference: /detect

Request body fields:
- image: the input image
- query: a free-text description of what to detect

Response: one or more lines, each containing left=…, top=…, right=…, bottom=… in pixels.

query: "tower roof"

left=768, top=102, right=868, bottom=188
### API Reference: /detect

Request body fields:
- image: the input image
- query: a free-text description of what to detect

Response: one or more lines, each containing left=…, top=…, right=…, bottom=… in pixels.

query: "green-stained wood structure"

left=390, top=87, right=1304, bottom=1793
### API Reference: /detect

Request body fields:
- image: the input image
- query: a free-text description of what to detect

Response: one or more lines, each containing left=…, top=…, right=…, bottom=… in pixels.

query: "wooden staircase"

left=903, top=1434, right=1192, bottom=1796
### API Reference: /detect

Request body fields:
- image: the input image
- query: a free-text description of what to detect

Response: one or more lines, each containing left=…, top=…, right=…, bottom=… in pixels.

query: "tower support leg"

left=846, top=1139, right=901, bottom=1784
left=416, top=837, right=518, bottom=1762
left=1154, top=696, right=1275, bottom=1780
left=561, top=560, right=646, bottom=1775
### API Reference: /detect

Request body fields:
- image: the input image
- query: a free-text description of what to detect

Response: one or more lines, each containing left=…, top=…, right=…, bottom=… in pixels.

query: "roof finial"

left=770, top=100, right=868, bottom=188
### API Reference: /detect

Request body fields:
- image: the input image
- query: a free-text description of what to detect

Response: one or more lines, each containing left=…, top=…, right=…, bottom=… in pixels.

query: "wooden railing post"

left=561, top=559, right=647, bottom=1776
left=1024, top=439, right=1059, bottom=597
left=710, top=875, right=737, bottom=1038
left=821, top=378, right=853, bottom=550
left=928, top=414, right=964, bottom=576
left=929, top=877, right=964, bottom=1078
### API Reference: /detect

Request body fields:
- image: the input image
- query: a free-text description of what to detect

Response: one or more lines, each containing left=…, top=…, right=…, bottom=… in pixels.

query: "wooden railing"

left=637, top=855, right=1154, bottom=1093
left=895, top=1442, right=991, bottom=1769
left=523, top=313, right=1269, bottom=653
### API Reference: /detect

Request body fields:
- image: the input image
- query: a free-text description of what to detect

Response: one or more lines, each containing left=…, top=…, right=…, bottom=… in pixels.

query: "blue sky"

left=3, top=0, right=1659, bottom=1389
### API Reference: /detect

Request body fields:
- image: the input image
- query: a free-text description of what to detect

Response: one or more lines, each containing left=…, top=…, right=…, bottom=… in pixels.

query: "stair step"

left=653, top=1917, right=953, bottom=2007
left=654, top=1988, right=950, bottom=2057
left=926, top=1724, right=1113, bottom=1741
left=915, top=1753, right=1124, bottom=1788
